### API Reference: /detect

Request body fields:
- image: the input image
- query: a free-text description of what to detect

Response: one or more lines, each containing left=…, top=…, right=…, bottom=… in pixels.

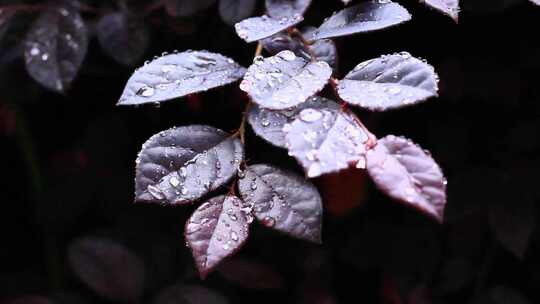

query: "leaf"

left=247, top=96, right=339, bottom=148
left=265, top=0, right=312, bottom=18
left=238, top=164, right=323, bottom=242
left=240, top=50, right=332, bottom=110
left=135, top=125, right=243, bottom=205
left=97, top=12, right=150, bottom=66
left=337, top=52, right=439, bottom=111
left=308, top=1, right=411, bottom=41
left=67, top=237, right=145, bottom=302
left=284, top=107, right=370, bottom=178
left=117, top=50, right=245, bottom=106
left=24, top=6, right=88, bottom=93
left=219, top=0, right=257, bottom=26
left=489, top=196, right=535, bottom=259
left=366, top=135, right=447, bottom=223
left=531, top=0, right=540, bottom=5
left=185, top=195, right=251, bottom=278
left=153, top=284, right=228, bottom=304
left=420, top=0, right=460, bottom=21
left=218, top=258, right=284, bottom=289
left=235, top=14, right=304, bottom=43
left=165, top=0, right=217, bottom=17
left=261, top=28, right=338, bottom=69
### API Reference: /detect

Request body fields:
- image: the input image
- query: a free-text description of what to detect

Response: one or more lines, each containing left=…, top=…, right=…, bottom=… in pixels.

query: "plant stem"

left=288, top=28, right=317, bottom=61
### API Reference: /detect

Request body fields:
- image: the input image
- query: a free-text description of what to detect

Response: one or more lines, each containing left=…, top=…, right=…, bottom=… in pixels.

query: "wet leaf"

left=24, top=6, right=88, bottom=93
left=218, top=258, right=284, bottom=289
left=337, top=52, right=439, bottom=111
left=284, top=107, right=369, bottom=178
left=531, top=0, right=540, bottom=5
left=489, top=196, right=535, bottom=259
left=308, top=1, right=411, bottom=40
left=247, top=96, right=339, bottom=148
left=238, top=164, right=322, bottom=242
left=135, top=125, right=243, bottom=205
left=261, top=28, right=338, bottom=69
left=185, top=195, right=251, bottom=278
left=153, top=284, right=228, bottom=304
left=97, top=12, right=149, bottom=66
left=366, top=135, right=447, bottom=223
left=240, top=50, right=332, bottom=110
left=219, top=0, right=257, bottom=26
left=421, top=0, right=460, bottom=21
left=118, top=50, right=245, bottom=106
left=165, top=0, right=217, bottom=17
left=235, top=14, right=304, bottom=43
left=67, top=237, right=145, bottom=302
left=265, top=0, right=312, bottom=18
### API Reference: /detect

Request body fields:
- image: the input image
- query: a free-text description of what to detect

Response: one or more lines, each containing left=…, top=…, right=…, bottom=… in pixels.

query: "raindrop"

left=299, top=109, right=323, bottom=122
left=261, top=216, right=276, bottom=227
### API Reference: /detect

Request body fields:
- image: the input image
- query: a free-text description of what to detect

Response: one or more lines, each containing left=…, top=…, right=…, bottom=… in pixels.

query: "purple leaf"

left=135, top=125, right=243, bottom=205
left=185, top=195, right=251, bottom=278
left=97, top=12, right=149, bottom=66
left=489, top=196, right=535, bottom=259
left=67, top=237, right=145, bottom=302
left=261, top=28, right=338, bottom=70
left=531, top=0, right=540, bottom=5
left=308, top=1, right=411, bottom=41
left=219, top=0, right=257, bottom=26
left=265, top=0, right=312, bottom=18
left=153, top=284, right=228, bottom=304
left=284, top=107, right=370, bottom=178
left=165, top=0, right=217, bottom=17
left=240, top=51, right=332, bottom=110
left=337, top=52, right=439, bottom=111
left=247, top=96, right=339, bottom=148
left=238, top=164, right=322, bottom=242
left=218, top=258, right=284, bottom=289
left=24, top=6, right=88, bottom=93
left=420, top=0, right=460, bottom=21
left=118, top=50, right=245, bottom=106
left=234, top=14, right=304, bottom=43
left=366, top=135, right=447, bottom=223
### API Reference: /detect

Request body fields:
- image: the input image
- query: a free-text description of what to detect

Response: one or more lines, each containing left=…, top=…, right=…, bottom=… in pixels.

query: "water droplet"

left=147, top=185, right=165, bottom=200
left=136, top=86, right=155, bottom=97
left=299, top=109, right=323, bottom=122
left=228, top=214, right=238, bottom=221
left=280, top=50, right=296, bottom=61
left=261, top=216, right=276, bottom=227
left=230, top=231, right=239, bottom=241
left=250, top=181, right=257, bottom=190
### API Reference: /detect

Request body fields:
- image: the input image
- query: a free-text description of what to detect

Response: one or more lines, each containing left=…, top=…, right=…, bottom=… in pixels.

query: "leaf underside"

left=308, top=0, right=411, bottom=41
left=24, top=6, right=88, bottom=93
left=118, top=50, right=246, bottom=105
left=265, top=0, right=312, bottom=18
left=68, top=237, right=145, bottom=302
left=366, top=135, right=447, bottom=223
left=97, top=12, right=150, bottom=66
left=337, top=52, right=439, bottom=111
left=235, top=14, right=304, bottom=43
left=240, top=50, right=332, bottom=110
left=238, top=164, right=322, bottom=242
left=219, top=0, right=257, bottom=26
left=531, top=0, right=540, bottom=5
left=284, top=107, right=369, bottom=178
left=135, top=125, right=243, bottom=205
left=248, top=96, right=339, bottom=148
left=185, top=195, right=250, bottom=278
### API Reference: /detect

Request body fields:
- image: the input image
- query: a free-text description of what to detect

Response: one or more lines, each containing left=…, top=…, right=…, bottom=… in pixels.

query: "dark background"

left=1, top=0, right=539, bottom=303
